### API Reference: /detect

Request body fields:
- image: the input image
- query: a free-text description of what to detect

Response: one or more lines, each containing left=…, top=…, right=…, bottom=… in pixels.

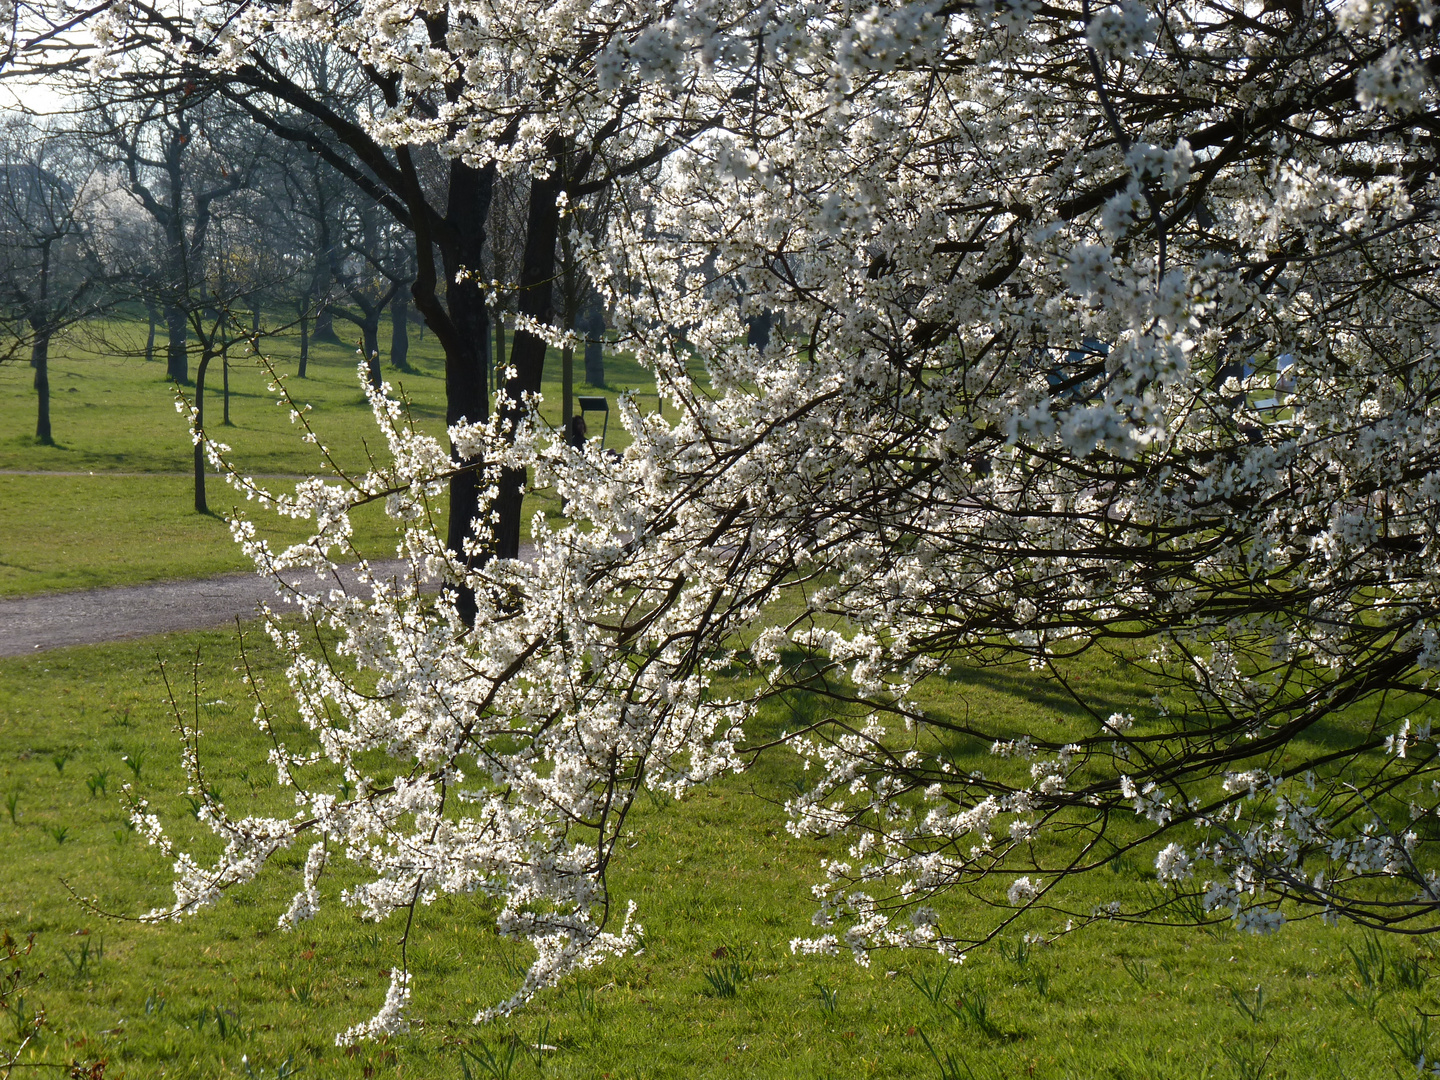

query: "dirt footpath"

left=0, top=561, right=417, bottom=656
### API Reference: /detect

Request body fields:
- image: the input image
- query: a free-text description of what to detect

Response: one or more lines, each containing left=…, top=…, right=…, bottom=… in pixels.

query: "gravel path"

left=0, top=560, right=419, bottom=657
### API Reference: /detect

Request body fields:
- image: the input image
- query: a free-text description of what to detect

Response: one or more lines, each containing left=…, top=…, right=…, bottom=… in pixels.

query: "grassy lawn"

left=0, top=626, right=1431, bottom=1079
left=0, top=475, right=435, bottom=597
left=0, top=315, right=653, bottom=595
left=1, top=316, right=1425, bottom=1078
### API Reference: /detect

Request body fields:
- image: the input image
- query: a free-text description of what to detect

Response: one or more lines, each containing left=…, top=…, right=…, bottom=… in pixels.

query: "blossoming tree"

left=541, top=0, right=1440, bottom=960
left=25, top=0, right=1440, bottom=1041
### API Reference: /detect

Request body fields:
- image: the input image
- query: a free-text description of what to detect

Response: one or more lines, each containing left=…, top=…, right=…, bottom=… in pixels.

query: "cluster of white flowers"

left=1085, top=0, right=1157, bottom=59
left=1356, top=48, right=1431, bottom=113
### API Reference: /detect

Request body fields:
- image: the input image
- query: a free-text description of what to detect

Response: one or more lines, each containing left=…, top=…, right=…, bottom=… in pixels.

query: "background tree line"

left=1, top=52, right=615, bottom=524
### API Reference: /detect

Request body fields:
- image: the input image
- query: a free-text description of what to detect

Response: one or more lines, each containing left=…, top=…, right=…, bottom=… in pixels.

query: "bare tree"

left=0, top=118, right=106, bottom=444
left=89, top=78, right=250, bottom=385
left=329, top=194, right=404, bottom=388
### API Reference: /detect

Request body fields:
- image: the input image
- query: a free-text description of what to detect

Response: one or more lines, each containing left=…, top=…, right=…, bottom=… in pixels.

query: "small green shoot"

left=919, top=1029, right=977, bottom=1080
left=84, top=769, right=108, bottom=799
left=1395, top=952, right=1429, bottom=991
left=121, top=746, right=145, bottom=781
left=1025, top=969, right=1050, bottom=999
left=701, top=943, right=755, bottom=999
left=1380, top=1011, right=1433, bottom=1066
left=242, top=1053, right=304, bottom=1079
left=1120, top=956, right=1151, bottom=988
left=572, top=984, right=597, bottom=1022
left=62, top=935, right=103, bottom=979
left=459, top=1037, right=520, bottom=1080
left=1227, top=984, right=1265, bottom=1025
left=906, top=965, right=954, bottom=1007
left=998, top=938, right=1030, bottom=967
left=814, top=980, right=839, bottom=1015
left=195, top=1003, right=248, bottom=1040
left=1348, top=933, right=1387, bottom=991
left=945, top=989, right=1002, bottom=1040
left=1222, top=1037, right=1277, bottom=1080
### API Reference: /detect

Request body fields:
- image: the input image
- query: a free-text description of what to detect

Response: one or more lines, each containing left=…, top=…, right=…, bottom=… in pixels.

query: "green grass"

left=0, top=626, right=1432, bottom=1079
left=0, top=316, right=1424, bottom=1077
left=0, top=315, right=649, bottom=595
left=0, top=475, right=433, bottom=597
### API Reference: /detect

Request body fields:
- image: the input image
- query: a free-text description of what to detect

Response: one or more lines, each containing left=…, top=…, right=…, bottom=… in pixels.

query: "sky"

left=1, top=77, right=70, bottom=116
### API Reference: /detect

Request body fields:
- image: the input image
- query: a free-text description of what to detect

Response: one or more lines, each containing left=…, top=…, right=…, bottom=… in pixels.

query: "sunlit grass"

left=0, top=313, right=639, bottom=594
left=0, top=626, right=1429, bottom=1079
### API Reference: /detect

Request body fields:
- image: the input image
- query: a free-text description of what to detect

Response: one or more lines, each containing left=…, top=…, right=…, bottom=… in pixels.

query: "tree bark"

left=583, top=299, right=606, bottom=387
left=390, top=290, right=411, bottom=372
left=435, top=160, right=498, bottom=625
left=562, top=343, right=574, bottom=448
left=745, top=309, right=772, bottom=352
left=145, top=299, right=158, bottom=363
left=495, top=169, right=561, bottom=561
left=314, top=304, right=337, bottom=343
left=362, top=315, right=381, bottom=389
left=166, top=303, right=189, bottom=384
left=194, top=352, right=210, bottom=514
left=332, top=304, right=385, bottom=388
left=222, top=352, right=231, bottom=425
left=559, top=234, right=579, bottom=444
left=313, top=233, right=337, bottom=343
left=298, top=301, right=310, bottom=378
left=31, top=329, right=51, bottom=445
left=493, top=305, right=506, bottom=394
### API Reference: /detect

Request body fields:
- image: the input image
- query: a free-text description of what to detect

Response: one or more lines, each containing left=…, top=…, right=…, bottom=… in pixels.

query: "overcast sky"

left=3, top=76, right=72, bottom=117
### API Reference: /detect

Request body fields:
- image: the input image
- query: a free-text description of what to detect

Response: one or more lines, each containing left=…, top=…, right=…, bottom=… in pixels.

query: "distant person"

left=569, top=414, right=587, bottom=449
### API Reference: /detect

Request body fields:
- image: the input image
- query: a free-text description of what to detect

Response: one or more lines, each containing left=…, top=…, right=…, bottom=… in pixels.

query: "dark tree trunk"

left=583, top=300, right=606, bottom=387
left=31, top=329, right=51, bottom=445
left=314, top=304, right=337, bottom=343
left=493, top=306, right=506, bottom=395
left=436, top=160, right=498, bottom=627
left=298, top=303, right=310, bottom=378
left=559, top=242, right=578, bottom=444
left=480, top=299, right=492, bottom=394
left=166, top=303, right=188, bottom=384
left=145, top=299, right=158, bottom=363
left=745, top=308, right=773, bottom=352
left=313, top=238, right=337, bottom=343
left=222, top=352, right=231, bottom=425
left=362, top=315, right=381, bottom=390
left=562, top=342, right=574, bottom=448
left=390, top=290, right=411, bottom=372
left=193, top=353, right=210, bottom=514
left=495, top=170, right=562, bottom=562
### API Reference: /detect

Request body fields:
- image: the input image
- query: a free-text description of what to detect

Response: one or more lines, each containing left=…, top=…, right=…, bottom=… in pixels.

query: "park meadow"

left=0, top=320, right=1429, bottom=1078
